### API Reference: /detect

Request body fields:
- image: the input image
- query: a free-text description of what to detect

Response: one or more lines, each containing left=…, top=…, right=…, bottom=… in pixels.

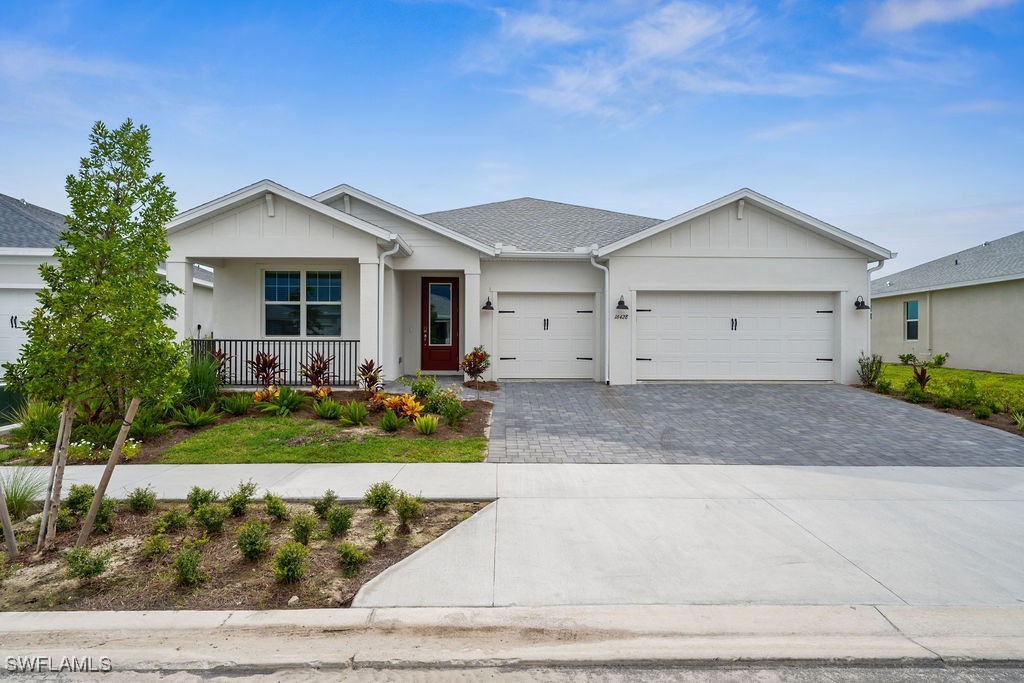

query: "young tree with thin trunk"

left=3, top=119, right=187, bottom=549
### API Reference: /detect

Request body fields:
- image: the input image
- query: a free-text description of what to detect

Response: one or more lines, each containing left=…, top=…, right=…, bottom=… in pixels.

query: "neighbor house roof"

left=872, top=230, right=1024, bottom=298
left=0, top=193, right=65, bottom=249
left=423, top=197, right=662, bottom=254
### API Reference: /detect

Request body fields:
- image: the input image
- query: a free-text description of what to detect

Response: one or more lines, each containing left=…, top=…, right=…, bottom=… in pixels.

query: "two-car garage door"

left=635, top=292, right=836, bottom=381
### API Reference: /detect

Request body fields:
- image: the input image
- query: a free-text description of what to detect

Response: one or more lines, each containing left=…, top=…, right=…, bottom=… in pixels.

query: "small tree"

left=3, top=119, right=187, bottom=548
left=460, top=346, right=491, bottom=400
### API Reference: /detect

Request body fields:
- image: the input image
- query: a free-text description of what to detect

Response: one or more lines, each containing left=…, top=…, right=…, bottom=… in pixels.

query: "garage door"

left=497, top=293, right=596, bottom=379
left=0, top=289, right=37, bottom=367
left=635, top=292, right=835, bottom=381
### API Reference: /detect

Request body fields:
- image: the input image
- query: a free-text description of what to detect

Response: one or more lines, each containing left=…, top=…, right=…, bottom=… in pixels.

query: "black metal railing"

left=191, top=339, right=360, bottom=387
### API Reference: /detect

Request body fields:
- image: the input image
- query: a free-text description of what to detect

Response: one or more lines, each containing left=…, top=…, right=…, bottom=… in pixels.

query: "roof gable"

left=872, top=229, right=1024, bottom=297
left=597, top=189, right=892, bottom=260
left=0, top=193, right=65, bottom=249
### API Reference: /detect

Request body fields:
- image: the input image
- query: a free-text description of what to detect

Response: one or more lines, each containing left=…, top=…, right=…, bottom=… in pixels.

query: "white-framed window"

left=904, top=300, right=919, bottom=341
left=263, top=270, right=341, bottom=337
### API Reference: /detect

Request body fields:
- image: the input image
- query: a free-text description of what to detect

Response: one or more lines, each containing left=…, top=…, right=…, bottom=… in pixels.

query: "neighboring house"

left=871, top=230, right=1024, bottom=374
left=166, top=180, right=891, bottom=386
left=0, top=193, right=214, bottom=368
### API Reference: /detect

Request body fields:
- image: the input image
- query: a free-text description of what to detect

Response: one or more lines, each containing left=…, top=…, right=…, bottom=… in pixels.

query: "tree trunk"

left=0, top=476, right=18, bottom=559
left=75, top=397, right=141, bottom=547
left=42, top=401, right=75, bottom=548
left=36, top=398, right=73, bottom=552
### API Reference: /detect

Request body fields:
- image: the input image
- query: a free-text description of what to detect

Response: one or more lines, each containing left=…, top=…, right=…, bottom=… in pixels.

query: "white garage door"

left=0, top=289, right=38, bottom=367
left=497, top=293, right=596, bottom=379
left=635, top=292, right=836, bottom=381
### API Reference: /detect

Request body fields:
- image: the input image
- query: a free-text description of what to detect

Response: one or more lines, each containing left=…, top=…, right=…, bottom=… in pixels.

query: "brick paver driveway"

left=486, top=383, right=1024, bottom=465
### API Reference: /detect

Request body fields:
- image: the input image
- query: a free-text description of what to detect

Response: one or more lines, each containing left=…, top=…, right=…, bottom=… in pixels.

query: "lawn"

left=158, top=417, right=488, bottom=464
left=879, top=364, right=1024, bottom=409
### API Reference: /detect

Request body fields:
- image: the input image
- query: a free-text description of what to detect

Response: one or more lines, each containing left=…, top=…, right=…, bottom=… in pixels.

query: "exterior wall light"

left=616, top=296, right=629, bottom=311
left=854, top=296, right=871, bottom=310
left=482, top=297, right=494, bottom=311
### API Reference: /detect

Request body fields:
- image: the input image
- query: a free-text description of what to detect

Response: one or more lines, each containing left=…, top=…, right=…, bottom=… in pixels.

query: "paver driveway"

left=486, top=383, right=1024, bottom=465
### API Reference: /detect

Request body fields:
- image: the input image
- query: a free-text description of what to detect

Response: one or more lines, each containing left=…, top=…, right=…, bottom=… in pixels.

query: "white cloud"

left=501, top=11, right=586, bottom=44
left=865, top=0, right=1020, bottom=33
left=626, top=2, right=753, bottom=61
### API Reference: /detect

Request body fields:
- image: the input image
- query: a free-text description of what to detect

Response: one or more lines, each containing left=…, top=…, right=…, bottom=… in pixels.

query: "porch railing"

left=191, top=339, right=360, bottom=387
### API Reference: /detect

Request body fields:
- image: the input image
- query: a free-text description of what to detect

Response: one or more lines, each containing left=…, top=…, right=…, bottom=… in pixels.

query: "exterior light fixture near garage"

left=616, top=296, right=629, bottom=311
left=854, top=296, right=871, bottom=310
left=482, top=297, right=494, bottom=311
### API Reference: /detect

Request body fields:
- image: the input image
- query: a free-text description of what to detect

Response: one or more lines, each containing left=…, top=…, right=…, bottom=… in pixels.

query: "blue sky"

left=1, top=0, right=1022, bottom=275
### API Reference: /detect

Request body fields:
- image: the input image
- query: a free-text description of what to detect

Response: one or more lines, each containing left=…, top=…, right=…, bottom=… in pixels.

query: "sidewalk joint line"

left=491, top=500, right=499, bottom=608
left=873, top=605, right=946, bottom=661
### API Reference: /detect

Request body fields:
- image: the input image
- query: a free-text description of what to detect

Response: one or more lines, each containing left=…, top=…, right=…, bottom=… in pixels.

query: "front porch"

left=192, top=338, right=360, bottom=387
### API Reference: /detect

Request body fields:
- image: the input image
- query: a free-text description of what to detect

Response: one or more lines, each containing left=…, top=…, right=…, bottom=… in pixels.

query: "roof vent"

left=984, top=241, right=990, bottom=246
left=20, top=198, right=27, bottom=205
left=955, top=259, right=958, bottom=265
left=885, top=281, right=891, bottom=287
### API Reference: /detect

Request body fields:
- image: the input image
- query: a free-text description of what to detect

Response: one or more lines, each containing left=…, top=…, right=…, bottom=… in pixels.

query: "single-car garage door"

left=0, top=289, right=37, bottom=368
left=497, top=293, right=596, bottom=379
left=635, top=292, right=836, bottom=381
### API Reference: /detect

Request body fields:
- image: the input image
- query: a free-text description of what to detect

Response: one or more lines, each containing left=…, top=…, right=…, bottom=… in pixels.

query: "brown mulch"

left=0, top=499, right=487, bottom=611
left=463, top=380, right=499, bottom=392
left=856, top=385, right=1023, bottom=437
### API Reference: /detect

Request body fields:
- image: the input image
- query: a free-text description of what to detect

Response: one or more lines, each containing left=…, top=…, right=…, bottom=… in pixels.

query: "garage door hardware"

left=9, top=315, right=19, bottom=329
left=636, top=308, right=652, bottom=312
left=576, top=357, right=592, bottom=361
left=498, top=310, right=515, bottom=314
left=816, top=358, right=834, bottom=362
left=499, top=357, right=516, bottom=360
left=542, top=318, right=549, bottom=330
left=816, top=310, right=834, bottom=314
left=576, top=310, right=593, bottom=313
left=730, top=318, right=738, bottom=330
left=636, top=357, right=652, bottom=361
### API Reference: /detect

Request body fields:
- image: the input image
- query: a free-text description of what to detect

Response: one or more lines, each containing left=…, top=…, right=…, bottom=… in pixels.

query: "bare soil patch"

left=0, top=499, right=487, bottom=611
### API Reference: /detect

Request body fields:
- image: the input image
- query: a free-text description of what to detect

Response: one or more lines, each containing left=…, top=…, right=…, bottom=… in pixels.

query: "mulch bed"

left=0, top=499, right=487, bottom=611
left=463, top=380, right=500, bottom=392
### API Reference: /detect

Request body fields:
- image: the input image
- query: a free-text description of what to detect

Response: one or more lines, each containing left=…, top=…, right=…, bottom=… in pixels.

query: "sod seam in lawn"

left=158, top=417, right=488, bottom=464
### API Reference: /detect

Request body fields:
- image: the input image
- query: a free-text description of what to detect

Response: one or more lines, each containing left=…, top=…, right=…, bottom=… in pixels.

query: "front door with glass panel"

left=420, top=277, right=460, bottom=371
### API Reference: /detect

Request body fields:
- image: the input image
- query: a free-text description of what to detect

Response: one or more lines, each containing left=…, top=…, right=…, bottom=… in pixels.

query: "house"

left=871, top=230, right=1024, bottom=374
left=165, top=181, right=892, bottom=386
left=0, top=193, right=214, bottom=368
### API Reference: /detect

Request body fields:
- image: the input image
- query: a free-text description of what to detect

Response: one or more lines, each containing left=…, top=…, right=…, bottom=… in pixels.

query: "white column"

left=165, top=260, right=192, bottom=341
left=463, top=271, right=481, bottom=362
left=358, top=259, right=379, bottom=364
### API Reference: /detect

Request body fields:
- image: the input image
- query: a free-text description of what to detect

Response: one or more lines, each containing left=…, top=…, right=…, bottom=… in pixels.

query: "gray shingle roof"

left=422, top=197, right=662, bottom=253
left=872, top=230, right=1024, bottom=297
left=0, top=193, right=65, bottom=248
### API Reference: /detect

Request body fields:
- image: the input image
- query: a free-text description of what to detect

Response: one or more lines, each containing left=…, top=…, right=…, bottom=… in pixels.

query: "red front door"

left=420, top=277, right=460, bottom=371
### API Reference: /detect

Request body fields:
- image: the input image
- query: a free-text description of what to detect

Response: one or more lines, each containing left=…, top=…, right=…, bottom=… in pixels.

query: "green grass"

left=158, top=417, right=487, bottom=464
left=880, top=364, right=1024, bottom=409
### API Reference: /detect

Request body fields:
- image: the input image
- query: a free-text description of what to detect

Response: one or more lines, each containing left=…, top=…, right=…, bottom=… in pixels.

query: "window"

left=428, top=282, right=452, bottom=345
left=904, top=300, right=918, bottom=341
left=264, top=270, right=341, bottom=337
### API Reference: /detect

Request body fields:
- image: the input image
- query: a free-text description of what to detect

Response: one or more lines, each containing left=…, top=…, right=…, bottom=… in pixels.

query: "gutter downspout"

left=865, top=259, right=886, bottom=356
left=590, top=250, right=611, bottom=385
left=378, top=237, right=402, bottom=369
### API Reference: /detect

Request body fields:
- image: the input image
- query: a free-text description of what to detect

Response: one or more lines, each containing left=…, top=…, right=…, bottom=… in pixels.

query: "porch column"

left=463, top=270, right=481, bottom=361
left=358, top=258, right=379, bottom=364
left=165, top=259, right=192, bottom=341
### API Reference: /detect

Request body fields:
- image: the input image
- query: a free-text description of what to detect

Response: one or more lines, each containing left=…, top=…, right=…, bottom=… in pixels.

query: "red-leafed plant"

left=300, top=351, right=334, bottom=398
left=912, top=364, right=931, bottom=391
left=357, top=359, right=384, bottom=395
left=460, top=346, right=491, bottom=399
left=212, top=348, right=232, bottom=384
left=247, top=351, right=283, bottom=388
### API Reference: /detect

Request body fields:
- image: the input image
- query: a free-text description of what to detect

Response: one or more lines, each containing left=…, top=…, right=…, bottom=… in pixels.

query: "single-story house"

left=871, top=230, right=1024, bottom=374
left=0, top=192, right=214, bottom=369
left=166, top=180, right=892, bottom=386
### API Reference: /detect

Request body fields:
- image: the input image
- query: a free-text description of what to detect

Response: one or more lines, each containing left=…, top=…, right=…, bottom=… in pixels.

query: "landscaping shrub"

left=337, top=542, right=368, bottom=577
left=394, top=491, right=423, bottom=530
left=367, top=391, right=387, bottom=413
left=357, top=359, right=384, bottom=394
left=225, top=480, right=258, bottom=517
left=313, top=398, right=343, bottom=420
left=126, top=486, right=157, bottom=514
left=55, top=506, right=76, bottom=532
left=383, top=394, right=423, bottom=419
left=414, top=415, right=438, bottom=435
left=856, top=352, right=884, bottom=387
left=372, top=520, right=391, bottom=545
left=140, top=533, right=170, bottom=559
left=173, top=547, right=205, bottom=586
left=427, top=387, right=470, bottom=428
left=174, top=404, right=220, bottom=428
left=7, top=401, right=60, bottom=442
left=263, top=493, right=289, bottom=521
left=73, top=421, right=120, bottom=448
left=65, top=484, right=97, bottom=518
left=65, top=548, right=112, bottom=580
left=272, top=541, right=309, bottom=583
left=1011, top=409, right=1024, bottom=432
left=187, top=486, right=218, bottom=514
left=290, top=513, right=318, bottom=545
left=155, top=506, right=189, bottom=533
left=875, top=379, right=893, bottom=395
left=93, top=497, right=118, bottom=533
left=460, top=346, right=491, bottom=386
left=973, top=405, right=992, bottom=420
left=903, top=380, right=929, bottom=404
left=129, top=405, right=170, bottom=440
left=194, top=503, right=228, bottom=533
left=399, top=370, right=438, bottom=402
left=312, top=489, right=337, bottom=519
left=326, top=506, right=354, bottom=537
left=944, top=379, right=980, bottom=410
left=932, top=353, right=949, bottom=367
left=300, top=351, right=334, bottom=399
left=379, top=409, right=406, bottom=433
left=236, top=520, right=271, bottom=561
left=121, top=438, right=142, bottom=461
left=934, top=396, right=956, bottom=409
left=340, top=400, right=369, bottom=426
left=912, top=365, right=932, bottom=391
left=0, top=467, right=45, bottom=520
left=67, top=440, right=97, bottom=463
left=363, top=481, right=397, bottom=514
left=181, top=357, right=222, bottom=408
left=219, top=393, right=254, bottom=416
left=898, top=353, right=918, bottom=365
left=259, top=386, right=306, bottom=417
left=247, top=351, right=283, bottom=388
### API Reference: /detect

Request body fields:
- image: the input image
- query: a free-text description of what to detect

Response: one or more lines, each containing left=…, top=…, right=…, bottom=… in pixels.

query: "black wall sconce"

left=616, top=296, right=629, bottom=311
left=854, top=296, right=871, bottom=310
left=482, top=297, right=494, bottom=311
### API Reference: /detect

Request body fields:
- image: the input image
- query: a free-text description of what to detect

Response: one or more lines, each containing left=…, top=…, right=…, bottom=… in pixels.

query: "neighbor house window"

left=904, top=300, right=918, bottom=341
left=264, top=270, right=341, bottom=337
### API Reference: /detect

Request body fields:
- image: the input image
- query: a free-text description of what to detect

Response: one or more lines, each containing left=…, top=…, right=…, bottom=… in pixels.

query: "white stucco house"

left=0, top=192, right=214, bottom=369
left=871, top=230, right=1024, bottom=374
left=165, top=181, right=892, bottom=386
